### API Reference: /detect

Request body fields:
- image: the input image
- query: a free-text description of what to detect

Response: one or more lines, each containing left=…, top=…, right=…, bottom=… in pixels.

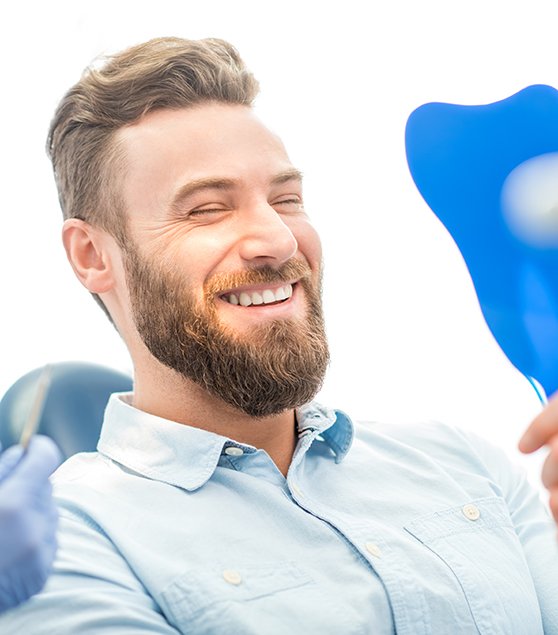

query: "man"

left=0, top=437, right=61, bottom=613
left=1, top=36, right=557, bottom=633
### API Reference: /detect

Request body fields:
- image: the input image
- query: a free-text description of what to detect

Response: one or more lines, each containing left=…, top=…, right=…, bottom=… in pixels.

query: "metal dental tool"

left=19, top=364, right=53, bottom=449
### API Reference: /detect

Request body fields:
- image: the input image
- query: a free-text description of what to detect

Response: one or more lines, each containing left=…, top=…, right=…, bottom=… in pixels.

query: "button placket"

left=291, top=483, right=304, bottom=498
left=365, top=542, right=382, bottom=558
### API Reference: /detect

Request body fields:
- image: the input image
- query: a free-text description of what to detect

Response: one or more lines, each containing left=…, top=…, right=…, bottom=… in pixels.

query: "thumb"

left=0, top=444, right=25, bottom=482
left=12, top=436, right=62, bottom=484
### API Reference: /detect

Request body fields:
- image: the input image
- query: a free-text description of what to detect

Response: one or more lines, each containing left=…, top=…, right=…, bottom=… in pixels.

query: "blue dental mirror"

left=405, top=85, right=558, bottom=400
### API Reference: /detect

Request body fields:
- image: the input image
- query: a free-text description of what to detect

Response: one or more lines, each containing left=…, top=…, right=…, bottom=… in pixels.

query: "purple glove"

left=0, top=436, right=62, bottom=613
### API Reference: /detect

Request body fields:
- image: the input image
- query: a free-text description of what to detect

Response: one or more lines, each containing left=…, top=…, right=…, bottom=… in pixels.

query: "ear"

left=62, top=219, right=117, bottom=294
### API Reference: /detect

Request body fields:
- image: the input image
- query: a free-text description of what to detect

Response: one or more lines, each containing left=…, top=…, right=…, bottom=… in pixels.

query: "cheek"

left=146, top=224, right=236, bottom=278
left=293, top=218, right=322, bottom=269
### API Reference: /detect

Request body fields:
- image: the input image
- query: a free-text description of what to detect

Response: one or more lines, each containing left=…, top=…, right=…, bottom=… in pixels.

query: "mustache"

left=204, top=258, right=313, bottom=297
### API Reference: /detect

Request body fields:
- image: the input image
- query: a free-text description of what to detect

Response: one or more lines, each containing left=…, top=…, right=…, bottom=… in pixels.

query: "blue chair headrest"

left=0, top=362, right=133, bottom=459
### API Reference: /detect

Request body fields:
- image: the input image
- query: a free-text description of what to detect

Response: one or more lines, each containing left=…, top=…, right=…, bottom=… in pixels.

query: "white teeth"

left=225, top=283, right=294, bottom=306
left=239, top=292, right=252, bottom=307
left=262, top=289, right=276, bottom=304
left=275, top=287, right=287, bottom=301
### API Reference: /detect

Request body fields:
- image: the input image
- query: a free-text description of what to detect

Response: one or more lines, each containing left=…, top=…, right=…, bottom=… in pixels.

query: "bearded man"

left=2, top=37, right=558, bottom=634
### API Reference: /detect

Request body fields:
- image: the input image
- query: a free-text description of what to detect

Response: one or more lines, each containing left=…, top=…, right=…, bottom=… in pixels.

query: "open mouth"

left=220, top=283, right=294, bottom=307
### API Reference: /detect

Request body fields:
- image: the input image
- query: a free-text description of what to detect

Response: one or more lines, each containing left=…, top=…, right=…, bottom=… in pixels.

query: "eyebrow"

left=169, top=168, right=303, bottom=214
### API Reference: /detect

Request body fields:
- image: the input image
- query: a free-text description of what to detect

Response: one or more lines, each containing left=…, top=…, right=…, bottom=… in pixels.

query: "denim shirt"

left=1, top=393, right=557, bottom=634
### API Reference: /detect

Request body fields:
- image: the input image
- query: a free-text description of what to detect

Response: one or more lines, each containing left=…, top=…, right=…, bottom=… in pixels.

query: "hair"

left=47, top=36, right=260, bottom=320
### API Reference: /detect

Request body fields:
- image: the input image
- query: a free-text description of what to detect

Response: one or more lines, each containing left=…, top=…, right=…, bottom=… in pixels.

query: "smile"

left=221, top=283, right=294, bottom=307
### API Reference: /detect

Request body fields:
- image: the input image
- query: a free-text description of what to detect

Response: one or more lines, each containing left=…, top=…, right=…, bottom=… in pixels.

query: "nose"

left=237, top=203, right=299, bottom=266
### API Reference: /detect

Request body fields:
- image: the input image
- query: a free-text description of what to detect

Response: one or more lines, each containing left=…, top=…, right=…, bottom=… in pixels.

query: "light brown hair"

left=47, top=37, right=259, bottom=318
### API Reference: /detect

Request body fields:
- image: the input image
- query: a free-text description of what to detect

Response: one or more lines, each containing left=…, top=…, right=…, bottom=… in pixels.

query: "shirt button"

left=223, top=569, right=242, bottom=585
left=365, top=542, right=382, bottom=558
left=462, top=503, right=480, bottom=521
left=291, top=484, right=303, bottom=497
left=224, top=446, right=244, bottom=457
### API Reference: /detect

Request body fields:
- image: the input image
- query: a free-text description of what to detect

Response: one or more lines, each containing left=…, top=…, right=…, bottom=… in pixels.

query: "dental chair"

left=0, top=362, right=133, bottom=459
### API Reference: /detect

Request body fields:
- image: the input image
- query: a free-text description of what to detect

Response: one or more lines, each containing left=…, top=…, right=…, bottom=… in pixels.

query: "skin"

left=519, top=396, right=558, bottom=524
left=62, top=102, right=323, bottom=477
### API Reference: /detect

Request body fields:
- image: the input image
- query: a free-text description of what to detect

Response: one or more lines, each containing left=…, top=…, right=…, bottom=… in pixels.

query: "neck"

left=132, top=360, right=297, bottom=477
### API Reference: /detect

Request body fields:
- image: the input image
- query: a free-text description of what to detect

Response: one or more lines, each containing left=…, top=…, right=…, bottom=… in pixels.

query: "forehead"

left=117, top=103, right=295, bottom=195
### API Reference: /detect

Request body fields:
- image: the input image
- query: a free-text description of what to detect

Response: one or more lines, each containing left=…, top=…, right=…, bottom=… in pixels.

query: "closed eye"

left=274, top=198, right=304, bottom=212
left=188, top=206, right=229, bottom=217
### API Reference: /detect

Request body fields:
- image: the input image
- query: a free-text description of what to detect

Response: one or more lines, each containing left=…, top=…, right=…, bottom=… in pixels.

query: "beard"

left=122, top=246, right=329, bottom=418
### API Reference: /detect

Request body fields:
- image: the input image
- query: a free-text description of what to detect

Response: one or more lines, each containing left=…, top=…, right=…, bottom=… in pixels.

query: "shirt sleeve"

left=461, top=428, right=558, bottom=633
left=0, top=509, right=182, bottom=634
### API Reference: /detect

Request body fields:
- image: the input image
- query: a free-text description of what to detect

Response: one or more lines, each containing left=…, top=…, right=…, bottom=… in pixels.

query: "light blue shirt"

left=1, top=393, right=557, bottom=633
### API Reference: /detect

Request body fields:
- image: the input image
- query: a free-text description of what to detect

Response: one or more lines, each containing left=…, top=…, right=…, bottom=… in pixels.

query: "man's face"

left=116, top=103, right=328, bottom=417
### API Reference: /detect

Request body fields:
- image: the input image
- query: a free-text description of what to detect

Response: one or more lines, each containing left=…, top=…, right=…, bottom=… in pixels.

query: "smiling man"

left=72, top=99, right=329, bottom=476
left=2, top=37, right=558, bottom=634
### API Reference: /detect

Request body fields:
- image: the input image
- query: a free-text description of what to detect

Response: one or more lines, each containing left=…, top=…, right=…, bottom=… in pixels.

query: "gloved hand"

left=0, top=436, right=62, bottom=613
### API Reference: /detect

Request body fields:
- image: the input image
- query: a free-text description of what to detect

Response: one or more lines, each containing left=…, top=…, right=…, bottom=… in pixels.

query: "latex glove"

left=0, top=436, right=62, bottom=613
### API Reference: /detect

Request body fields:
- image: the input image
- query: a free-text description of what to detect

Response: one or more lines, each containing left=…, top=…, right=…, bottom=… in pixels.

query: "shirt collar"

left=296, top=402, right=354, bottom=462
left=97, top=393, right=354, bottom=491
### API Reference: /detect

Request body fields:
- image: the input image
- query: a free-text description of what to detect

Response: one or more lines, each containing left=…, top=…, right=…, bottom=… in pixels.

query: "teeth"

left=275, top=287, right=287, bottom=301
left=224, top=284, right=293, bottom=306
left=239, top=292, right=252, bottom=307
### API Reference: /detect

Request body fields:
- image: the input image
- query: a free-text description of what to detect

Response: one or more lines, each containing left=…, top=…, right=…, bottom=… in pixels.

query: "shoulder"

left=353, top=417, right=484, bottom=450
left=351, top=418, right=515, bottom=481
left=52, top=451, right=122, bottom=497
left=51, top=451, right=145, bottom=529
left=52, top=451, right=106, bottom=481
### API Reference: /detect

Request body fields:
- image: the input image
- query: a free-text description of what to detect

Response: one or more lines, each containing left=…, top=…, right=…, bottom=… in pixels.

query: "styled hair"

left=46, top=37, right=259, bottom=318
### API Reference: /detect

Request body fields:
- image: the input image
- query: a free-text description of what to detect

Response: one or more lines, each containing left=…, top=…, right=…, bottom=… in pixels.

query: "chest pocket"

left=404, top=496, right=543, bottom=635
left=157, top=560, right=360, bottom=635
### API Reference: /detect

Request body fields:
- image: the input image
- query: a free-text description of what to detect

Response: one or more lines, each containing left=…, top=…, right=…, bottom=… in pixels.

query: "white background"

left=1, top=0, right=555, bottom=487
